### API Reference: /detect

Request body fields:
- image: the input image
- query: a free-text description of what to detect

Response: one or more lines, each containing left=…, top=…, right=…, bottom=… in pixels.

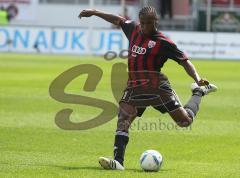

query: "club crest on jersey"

left=148, top=40, right=156, bottom=48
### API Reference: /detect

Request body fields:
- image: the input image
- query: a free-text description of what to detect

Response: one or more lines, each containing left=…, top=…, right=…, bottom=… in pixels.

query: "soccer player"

left=79, top=7, right=217, bottom=170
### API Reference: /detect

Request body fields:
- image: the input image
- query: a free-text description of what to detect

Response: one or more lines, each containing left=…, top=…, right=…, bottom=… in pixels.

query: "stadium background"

left=1, top=0, right=240, bottom=177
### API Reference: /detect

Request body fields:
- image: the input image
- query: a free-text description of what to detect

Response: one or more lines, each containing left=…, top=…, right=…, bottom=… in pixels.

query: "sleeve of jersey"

left=119, top=19, right=136, bottom=40
left=163, top=40, right=188, bottom=63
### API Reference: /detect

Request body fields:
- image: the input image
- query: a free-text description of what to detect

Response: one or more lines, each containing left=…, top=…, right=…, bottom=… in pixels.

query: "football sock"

left=184, top=89, right=203, bottom=119
left=114, top=131, right=129, bottom=166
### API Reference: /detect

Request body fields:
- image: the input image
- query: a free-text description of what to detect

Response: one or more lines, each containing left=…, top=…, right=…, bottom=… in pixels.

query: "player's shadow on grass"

left=53, top=165, right=103, bottom=171
left=55, top=165, right=173, bottom=173
left=0, top=162, right=102, bottom=171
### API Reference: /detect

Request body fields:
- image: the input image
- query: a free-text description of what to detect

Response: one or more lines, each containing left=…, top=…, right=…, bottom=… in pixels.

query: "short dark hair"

left=139, top=6, right=158, bottom=20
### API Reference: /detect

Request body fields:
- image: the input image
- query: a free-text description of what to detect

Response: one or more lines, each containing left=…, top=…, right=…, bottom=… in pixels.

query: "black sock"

left=113, top=131, right=129, bottom=166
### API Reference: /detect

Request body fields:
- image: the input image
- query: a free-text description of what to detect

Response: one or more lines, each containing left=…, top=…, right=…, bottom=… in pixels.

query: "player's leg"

left=113, top=102, right=137, bottom=166
left=99, top=84, right=149, bottom=170
left=99, top=102, right=140, bottom=170
left=169, top=83, right=218, bottom=127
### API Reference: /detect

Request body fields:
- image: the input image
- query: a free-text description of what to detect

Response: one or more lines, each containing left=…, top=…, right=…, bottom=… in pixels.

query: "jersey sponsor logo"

left=131, top=45, right=146, bottom=55
left=148, top=40, right=156, bottom=48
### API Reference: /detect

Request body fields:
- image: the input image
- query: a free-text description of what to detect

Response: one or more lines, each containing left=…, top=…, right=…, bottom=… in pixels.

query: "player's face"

left=139, top=15, right=157, bottom=36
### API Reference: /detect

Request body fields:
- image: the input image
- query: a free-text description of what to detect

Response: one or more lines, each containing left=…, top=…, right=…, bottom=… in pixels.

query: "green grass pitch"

left=0, top=53, right=240, bottom=178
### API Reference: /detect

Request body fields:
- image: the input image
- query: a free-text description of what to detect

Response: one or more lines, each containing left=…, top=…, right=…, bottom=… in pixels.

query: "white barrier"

left=0, top=26, right=240, bottom=60
left=167, top=32, right=240, bottom=60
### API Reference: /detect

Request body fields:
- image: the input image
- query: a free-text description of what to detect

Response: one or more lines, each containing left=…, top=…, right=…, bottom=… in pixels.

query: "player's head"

left=139, top=6, right=159, bottom=36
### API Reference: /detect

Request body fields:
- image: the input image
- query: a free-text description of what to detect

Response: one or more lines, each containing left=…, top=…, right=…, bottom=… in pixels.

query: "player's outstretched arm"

left=180, top=60, right=209, bottom=86
left=78, top=9, right=125, bottom=26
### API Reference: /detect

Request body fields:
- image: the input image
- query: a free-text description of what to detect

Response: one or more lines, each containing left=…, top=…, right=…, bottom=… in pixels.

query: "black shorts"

left=119, top=73, right=182, bottom=117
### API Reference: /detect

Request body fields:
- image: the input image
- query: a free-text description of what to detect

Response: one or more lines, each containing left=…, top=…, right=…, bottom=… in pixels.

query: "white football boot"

left=191, top=83, right=218, bottom=95
left=98, top=157, right=125, bottom=170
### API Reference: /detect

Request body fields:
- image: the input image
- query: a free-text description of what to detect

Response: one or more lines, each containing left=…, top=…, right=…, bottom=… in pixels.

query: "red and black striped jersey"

left=120, top=20, right=188, bottom=88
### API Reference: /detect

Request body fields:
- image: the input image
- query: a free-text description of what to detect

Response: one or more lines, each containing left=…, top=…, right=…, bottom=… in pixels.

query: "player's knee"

left=119, top=102, right=137, bottom=117
left=176, top=117, right=192, bottom=127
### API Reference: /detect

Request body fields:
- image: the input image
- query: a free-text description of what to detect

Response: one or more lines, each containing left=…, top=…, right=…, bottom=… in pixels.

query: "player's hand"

left=78, top=9, right=96, bottom=19
left=197, top=79, right=209, bottom=86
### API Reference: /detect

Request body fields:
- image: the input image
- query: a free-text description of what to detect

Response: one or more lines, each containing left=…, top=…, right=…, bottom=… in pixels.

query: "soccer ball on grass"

left=139, top=150, right=163, bottom=172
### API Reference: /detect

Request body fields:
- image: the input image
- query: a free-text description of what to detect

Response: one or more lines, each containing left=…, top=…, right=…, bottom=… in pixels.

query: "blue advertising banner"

left=1, top=26, right=240, bottom=60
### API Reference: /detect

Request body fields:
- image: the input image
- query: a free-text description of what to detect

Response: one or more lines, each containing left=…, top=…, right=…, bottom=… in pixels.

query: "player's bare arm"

left=78, top=9, right=125, bottom=26
left=180, top=60, right=209, bottom=86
